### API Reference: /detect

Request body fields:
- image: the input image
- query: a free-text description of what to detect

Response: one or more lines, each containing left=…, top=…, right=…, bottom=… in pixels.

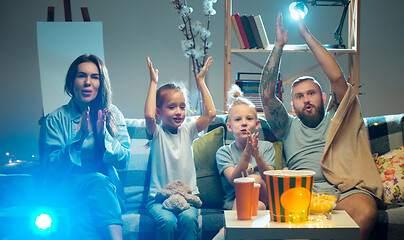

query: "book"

left=232, top=13, right=250, bottom=49
left=231, top=15, right=244, bottom=49
left=240, top=14, right=257, bottom=49
left=247, top=15, right=263, bottom=49
left=253, top=15, right=270, bottom=49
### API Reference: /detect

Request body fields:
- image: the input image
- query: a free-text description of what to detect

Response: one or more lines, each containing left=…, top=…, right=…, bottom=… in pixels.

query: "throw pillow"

left=272, top=141, right=283, bottom=170
left=193, top=126, right=225, bottom=208
left=374, top=146, right=404, bottom=205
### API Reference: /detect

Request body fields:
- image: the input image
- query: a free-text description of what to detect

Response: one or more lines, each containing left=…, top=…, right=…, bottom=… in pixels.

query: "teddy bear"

left=155, top=180, right=202, bottom=214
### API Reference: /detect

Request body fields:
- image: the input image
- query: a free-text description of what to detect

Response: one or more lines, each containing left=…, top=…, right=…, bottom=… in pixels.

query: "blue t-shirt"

left=216, top=141, right=275, bottom=209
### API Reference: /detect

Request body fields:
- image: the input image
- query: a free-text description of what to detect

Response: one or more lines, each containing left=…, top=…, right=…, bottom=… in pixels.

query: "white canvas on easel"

left=37, top=22, right=104, bottom=116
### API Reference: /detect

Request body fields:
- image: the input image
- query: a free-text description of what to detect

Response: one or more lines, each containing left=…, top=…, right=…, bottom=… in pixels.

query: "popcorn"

left=310, top=193, right=338, bottom=214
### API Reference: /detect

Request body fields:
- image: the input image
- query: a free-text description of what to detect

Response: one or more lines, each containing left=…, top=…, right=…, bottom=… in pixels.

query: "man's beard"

left=296, top=104, right=325, bottom=128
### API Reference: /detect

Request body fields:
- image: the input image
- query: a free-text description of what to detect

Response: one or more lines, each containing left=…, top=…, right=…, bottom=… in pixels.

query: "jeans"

left=146, top=198, right=198, bottom=240
left=53, top=172, right=123, bottom=239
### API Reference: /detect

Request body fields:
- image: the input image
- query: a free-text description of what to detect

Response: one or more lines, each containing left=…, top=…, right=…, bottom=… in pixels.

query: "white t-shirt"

left=148, top=121, right=199, bottom=197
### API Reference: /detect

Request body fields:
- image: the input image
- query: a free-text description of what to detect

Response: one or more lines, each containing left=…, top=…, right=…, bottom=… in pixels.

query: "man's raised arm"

left=260, top=12, right=289, bottom=139
left=298, top=20, right=348, bottom=109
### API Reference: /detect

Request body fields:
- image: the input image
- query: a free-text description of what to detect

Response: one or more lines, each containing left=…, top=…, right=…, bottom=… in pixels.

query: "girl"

left=44, top=54, right=130, bottom=239
left=144, top=56, right=216, bottom=240
left=213, top=84, right=275, bottom=240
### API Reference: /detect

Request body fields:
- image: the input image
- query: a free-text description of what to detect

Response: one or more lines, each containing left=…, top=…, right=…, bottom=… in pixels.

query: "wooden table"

left=225, top=210, right=359, bottom=240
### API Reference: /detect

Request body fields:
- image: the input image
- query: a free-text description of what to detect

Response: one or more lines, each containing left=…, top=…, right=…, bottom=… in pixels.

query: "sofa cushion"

left=121, top=119, right=151, bottom=211
left=122, top=212, right=155, bottom=240
left=375, top=146, right=404, bottom=205
left=198, top=208, right=224, bottom=240
left=365, top=114, right=404, bottom=156
left=120, top=138, right=151, bottom=211
left=194, top=126, right=225, bottom=208
left=272, top=141, right=284, bottom=170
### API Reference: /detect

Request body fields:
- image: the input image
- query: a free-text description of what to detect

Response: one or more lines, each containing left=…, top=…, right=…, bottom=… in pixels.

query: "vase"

left=188, top=58, right=206, bottom=116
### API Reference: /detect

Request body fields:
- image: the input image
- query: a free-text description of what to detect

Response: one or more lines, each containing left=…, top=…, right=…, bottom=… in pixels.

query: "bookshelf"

left=224, top=0, right=360, bottom=108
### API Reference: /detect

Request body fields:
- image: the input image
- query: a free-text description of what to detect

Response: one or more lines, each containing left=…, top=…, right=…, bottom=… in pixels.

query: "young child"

left=213, top=84, right=275, bottom=239
left=144, top=56, right=216, bottom=240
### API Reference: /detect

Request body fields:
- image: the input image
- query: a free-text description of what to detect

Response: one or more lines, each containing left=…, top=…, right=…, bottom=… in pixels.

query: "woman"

left=43, top=54, right=130, bottom=239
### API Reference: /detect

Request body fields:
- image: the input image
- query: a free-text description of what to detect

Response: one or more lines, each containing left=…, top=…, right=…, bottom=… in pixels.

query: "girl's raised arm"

left=145, top=56, right=159, bottom=137
left=195, top=56, right=216, bottom=132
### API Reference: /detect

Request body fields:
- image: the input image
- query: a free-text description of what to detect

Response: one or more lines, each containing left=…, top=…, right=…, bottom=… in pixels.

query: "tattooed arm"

left=260, top=12, right=290, bottom=139
left=298, top=20, right=348, bottom=110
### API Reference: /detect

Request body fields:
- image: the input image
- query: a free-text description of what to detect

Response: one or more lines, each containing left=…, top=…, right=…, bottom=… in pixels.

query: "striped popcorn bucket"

left=264, top=170, right=315, bottom=223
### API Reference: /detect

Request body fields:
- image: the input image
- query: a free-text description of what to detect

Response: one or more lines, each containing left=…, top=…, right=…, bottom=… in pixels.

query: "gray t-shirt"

left=148, top=121, right=199, bottom=197
left=216, top=141, right=276, bottom=209
left=281, top=108, right=336, bottom=183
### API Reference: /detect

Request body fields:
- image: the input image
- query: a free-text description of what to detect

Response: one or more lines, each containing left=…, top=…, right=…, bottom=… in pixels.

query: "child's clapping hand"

left=250, top=131, right=261, bottom=159
left=244, top=131, right=259, bottom=157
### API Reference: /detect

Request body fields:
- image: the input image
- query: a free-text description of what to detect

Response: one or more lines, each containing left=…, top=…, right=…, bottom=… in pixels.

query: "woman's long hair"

left=64, top=54, right=117, bottom=138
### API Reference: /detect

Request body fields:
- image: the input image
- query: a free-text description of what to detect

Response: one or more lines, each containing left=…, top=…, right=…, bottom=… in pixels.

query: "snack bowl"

left=310, top=187, right=341, bottom=215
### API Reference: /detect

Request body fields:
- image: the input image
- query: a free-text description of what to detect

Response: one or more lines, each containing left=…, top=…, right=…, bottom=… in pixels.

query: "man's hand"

left=275, top=12, right=288, bottom=47
left=297, top=18, right=311, bottom=40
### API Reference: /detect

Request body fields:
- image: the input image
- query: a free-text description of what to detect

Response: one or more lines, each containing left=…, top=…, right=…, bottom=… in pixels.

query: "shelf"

left=224, top=0, right=360, bottom=108
left=231, top=44, right=357, bottom=53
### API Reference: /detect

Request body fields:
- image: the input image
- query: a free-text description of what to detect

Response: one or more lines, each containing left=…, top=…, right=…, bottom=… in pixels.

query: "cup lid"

left=233, top=177, right=255, bottom=183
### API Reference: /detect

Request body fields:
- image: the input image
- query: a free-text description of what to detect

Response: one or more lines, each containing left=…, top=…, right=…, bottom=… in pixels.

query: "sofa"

left=121, top=113, right=404, bottom=240
left=0, top=113, right=402, bottom=239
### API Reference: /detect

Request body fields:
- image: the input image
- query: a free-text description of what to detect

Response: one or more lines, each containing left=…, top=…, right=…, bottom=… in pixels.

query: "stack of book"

left=235, top=72, right=263, bottom=112
left=231, top=13, right=270, bottom=49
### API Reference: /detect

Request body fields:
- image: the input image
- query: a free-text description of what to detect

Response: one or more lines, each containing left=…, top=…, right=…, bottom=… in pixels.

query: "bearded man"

left=260, top=12, right=383, bottom=240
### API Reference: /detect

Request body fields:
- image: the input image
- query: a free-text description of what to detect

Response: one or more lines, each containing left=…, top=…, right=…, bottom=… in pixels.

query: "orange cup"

left=251, top=183, right=260, bottom=216
left=234, top=177, right=255, bottom=220
left=264, top=170, right=315, bottom=223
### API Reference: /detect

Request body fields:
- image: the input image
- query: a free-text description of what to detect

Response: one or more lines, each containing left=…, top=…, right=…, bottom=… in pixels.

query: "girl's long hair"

left=64, top=54, right=117, bottom=138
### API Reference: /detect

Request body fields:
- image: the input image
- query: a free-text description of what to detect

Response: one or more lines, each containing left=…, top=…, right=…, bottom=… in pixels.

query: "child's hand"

left=147, top=56, right=158, bottom=84
left=250, top=132, right=260, bottom=159
left=196, top=56, right=212, bottom=84
left=243, top=130, right=256, bottom=157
